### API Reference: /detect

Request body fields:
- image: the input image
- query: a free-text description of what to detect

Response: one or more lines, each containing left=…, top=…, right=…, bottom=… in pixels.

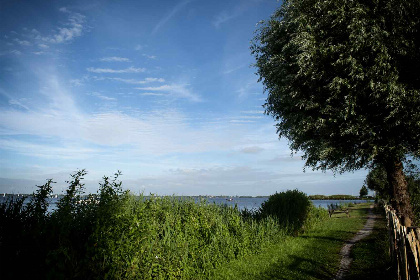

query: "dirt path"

left=335, top=205, right=377, bottom=280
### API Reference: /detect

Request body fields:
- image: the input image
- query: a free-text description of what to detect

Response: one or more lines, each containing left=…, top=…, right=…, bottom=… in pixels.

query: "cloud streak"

left=108, top=77, right=165, bottom=84
left=212, top=1, right=260, bottom=28
left=44, top=8, right=86, bottom=43
left=152, top=0, right=191, bottom=34
left=100, top=57, right=131, bottom=62
left=135, top=84, right=201, bottom=102
left=87, top=92, right=116, bottom=101
left=87, top=66, right=146, bottom=73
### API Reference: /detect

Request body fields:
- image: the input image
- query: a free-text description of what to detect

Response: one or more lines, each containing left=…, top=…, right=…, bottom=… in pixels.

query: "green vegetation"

left=308, top=194, right=373, bottom=200
left=345, top=206, right=394, bottom=280
left=0, top=171, right=329, bottom=280
left=258, top=190, right=327, bottom=234
left=252, top=0, right=420, bottom=223
left=212, top=203, right=372, bottom=279
left=366, top=163, right=420, bottom=223
left=359, top=185, right=368, bottom=198
left=309, top=195, right=354, bottom=200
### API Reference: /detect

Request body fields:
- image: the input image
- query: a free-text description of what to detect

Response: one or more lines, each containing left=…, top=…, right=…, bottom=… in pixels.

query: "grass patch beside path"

left=211, top=203, right=372, bottom=280
left=345, top=205, right=394, bottom=280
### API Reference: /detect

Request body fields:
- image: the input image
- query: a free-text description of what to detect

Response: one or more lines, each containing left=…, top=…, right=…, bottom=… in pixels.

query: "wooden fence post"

left=383, top=204, right=420, bottom=280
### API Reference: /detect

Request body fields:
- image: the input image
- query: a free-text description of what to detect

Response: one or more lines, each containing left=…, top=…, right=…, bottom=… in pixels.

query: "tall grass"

left=2, top=171, right=316, bottom=279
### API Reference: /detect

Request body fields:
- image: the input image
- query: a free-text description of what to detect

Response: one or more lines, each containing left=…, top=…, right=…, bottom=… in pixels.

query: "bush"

left=258, top=189, right=312, bottom=234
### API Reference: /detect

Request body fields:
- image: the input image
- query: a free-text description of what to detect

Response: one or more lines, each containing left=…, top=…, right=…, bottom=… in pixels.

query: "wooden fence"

left=385, top=204, right=420, bottom=280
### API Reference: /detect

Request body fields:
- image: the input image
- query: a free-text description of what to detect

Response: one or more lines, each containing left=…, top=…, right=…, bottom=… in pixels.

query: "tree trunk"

left=385, top=159, right=414, bottom=226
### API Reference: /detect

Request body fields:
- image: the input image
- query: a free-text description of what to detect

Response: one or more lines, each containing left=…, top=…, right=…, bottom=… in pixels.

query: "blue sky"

left=0, top=0, right=368, bottom=195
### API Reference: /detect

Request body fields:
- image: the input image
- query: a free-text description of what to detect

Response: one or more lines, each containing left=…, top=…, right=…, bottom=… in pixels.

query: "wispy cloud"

left=238, top=115, right=263, bottom=120
left=0, top=139, right=99, bottom=160
left=125, top=166, right=300, bottom=196
left=100, top=56, right=131, bottom=62
left=240, top=146, right=264, bottom=154
left=59, top=7, right=70, bottom=13
left=229, top=120, right=255, bottom=123
left=213, top=11, right=238, bottom=28
left=142, top=54, right=156, bottom=59
left=212, top=1, right=259, bottom=28
left=1, top=8, right=84, bottom=58
left=222, top=64, right=247, bottom=75
left=140, top=92, right=167, bottom=96
left=43, top=8, right=86, bottom=44
left=0, top=88, right=30, bottom=111
left=70, top=79, right=83, bottom=87
left=236, top=81, right=260, bottom=99
left=108, top=77, right=165, bottom=84
left=10, top=50, right=22, bottom=55
left=135, top=84, right=201, bottom=102
left=87, top=92, right=116, bottom=101
left=87, top=66, right=146, bottom=73
left=241, top=110, right=265, bottom=114
left=8, top=99, right=30, bottom=110
left=152, top=0, right=191, bottom=34
left=14, top=38, right=31, bottom=46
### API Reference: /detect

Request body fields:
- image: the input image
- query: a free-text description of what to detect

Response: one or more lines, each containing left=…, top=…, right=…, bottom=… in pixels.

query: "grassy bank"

left=211, top=203, right=372, bottom=279
left=0, top=171, right=327, bottom=280
left=2, top=170, right=388, bottom=280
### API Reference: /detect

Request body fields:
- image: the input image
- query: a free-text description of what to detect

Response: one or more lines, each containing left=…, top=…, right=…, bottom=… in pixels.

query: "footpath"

left=335, top=204, right=377, bottom=279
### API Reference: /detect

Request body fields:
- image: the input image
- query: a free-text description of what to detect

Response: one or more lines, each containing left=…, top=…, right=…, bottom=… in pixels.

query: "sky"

left=0, top=0, right=369, bottom=196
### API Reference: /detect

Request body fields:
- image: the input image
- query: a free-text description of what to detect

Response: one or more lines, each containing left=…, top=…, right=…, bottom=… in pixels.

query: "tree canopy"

left=252, top=0, right=420, bottom=171
left=252, top=0, right=420, bottom=223
left=359, top=185, right=368, bottom=198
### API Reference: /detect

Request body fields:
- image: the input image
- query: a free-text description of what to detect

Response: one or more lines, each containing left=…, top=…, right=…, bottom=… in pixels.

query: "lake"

left=0, top=195, right=370, bottom=212
left=198, top=197, right=369, bottom=211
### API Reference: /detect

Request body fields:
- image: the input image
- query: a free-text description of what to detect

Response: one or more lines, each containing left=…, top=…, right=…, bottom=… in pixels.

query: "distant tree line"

left=308, top=194, right=373, bottom=200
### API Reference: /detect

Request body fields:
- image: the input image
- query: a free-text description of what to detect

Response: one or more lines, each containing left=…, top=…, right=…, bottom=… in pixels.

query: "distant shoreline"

left=308, top=195, right=374, bottom=200
left=1, top=193, right=373, bottom=200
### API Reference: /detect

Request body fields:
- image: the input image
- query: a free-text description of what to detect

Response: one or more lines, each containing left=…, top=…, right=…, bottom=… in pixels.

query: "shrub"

left=258, top=189, right=312, bottom=234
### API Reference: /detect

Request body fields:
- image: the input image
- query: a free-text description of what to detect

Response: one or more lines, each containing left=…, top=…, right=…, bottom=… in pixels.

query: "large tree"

left=252, top=0, right=420, bottom=225
left=366, top=163, right=420, bottom=221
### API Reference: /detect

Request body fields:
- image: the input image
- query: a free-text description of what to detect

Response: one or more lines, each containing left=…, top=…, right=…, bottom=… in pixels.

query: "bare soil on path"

left=335, top=205, right=377, bottom=280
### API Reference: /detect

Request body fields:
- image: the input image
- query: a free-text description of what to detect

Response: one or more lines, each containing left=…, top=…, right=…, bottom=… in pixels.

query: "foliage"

left=212, top=203, right=372, bottom=280
left=252, top=0, right=420, bottom=172
left=0, top=179, right=55, bottom=279
left=359, top=185, right=368, bottom=198
left=0, top=171, right=292, bottom=280
left=365, top=165, right=391, bottom=200
left=252, top=0, right=420, bottom=223
left=258, top=190, right=312, bottom=234
left=366, top=163, right=420, bottom=223
left=345, top=206, right=394, bottom=280
left=308, top=194, right=362, bottom=200
left=304, top=204, right=329, bottom=230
